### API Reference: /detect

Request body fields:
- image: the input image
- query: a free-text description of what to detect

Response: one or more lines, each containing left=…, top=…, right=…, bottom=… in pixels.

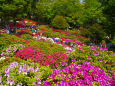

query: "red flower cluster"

left=15, top=47, right=67, bottom=67
left=39, top=28, right=46, bottom=31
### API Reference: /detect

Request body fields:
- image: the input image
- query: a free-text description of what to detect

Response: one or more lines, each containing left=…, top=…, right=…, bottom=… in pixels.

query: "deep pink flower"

left=87, top=56, right=91, bottom=60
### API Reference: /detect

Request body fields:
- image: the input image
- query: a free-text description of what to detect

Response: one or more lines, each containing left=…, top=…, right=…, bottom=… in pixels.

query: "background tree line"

left=0, top=0, right=115, bottom=43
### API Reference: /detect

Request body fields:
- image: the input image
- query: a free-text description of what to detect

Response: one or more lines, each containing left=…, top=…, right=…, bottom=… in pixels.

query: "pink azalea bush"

left=42, top=63, right=115, bottom=86
left=15, top=47, right=68, bottom=67
left=0, top=44, right=24, bottom=61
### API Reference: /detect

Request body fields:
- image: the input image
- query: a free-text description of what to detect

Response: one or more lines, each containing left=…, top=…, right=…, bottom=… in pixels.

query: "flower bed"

left=15, top=47, right=68, bottom=68
left=71, top=45, right=115, bottom=78
left=0, top=62, right=41, bottom=86
left=42, top=63, right=115, bottom=86
left=0, top=20, right=115, bottom=86
left=0, top=44, right=24, bottom=61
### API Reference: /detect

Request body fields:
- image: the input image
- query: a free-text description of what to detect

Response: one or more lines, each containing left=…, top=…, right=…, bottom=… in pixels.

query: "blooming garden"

left=0, top=21, right=115, bottom=86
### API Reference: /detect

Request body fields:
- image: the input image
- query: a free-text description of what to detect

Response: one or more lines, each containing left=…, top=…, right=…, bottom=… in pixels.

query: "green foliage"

left=39, top=65, right=53, bottom=82
left=21, top=34, right=34, bottom=40
left=79, top=27, right=90, bottom=37
left=88, top=23, right=106, bottom=41
left=0, top=0, right=33, bottom=29
left=51, top=15, right=69, bottom=29
left=0, top=34, right=25, bottom=53
left=26, top=40, right=65, bottom=54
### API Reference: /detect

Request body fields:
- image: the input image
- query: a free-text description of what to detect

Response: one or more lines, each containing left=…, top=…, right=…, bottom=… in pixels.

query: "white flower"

left=0, top=57, right=5, bottom=61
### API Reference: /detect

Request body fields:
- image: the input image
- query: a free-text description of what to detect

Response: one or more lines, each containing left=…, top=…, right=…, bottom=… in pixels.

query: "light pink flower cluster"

left=0, top=44, right=24, bottom=61
left=0, top=62, right=41, bottom=86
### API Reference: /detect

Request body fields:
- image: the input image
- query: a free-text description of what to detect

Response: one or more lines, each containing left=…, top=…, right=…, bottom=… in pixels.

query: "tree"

left=0, top=0, right=33, bottom=30
left=88, top=23, right=106, bottom=42
left=36, top=1, right=54, bottom=24
left=99, top=0, right=115, bottom=39
left=51, top=15, right=69, bottom=29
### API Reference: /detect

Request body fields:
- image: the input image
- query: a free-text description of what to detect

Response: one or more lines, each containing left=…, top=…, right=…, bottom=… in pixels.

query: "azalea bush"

left=16, top=29, right=32, bottom=35
left=27, top=41, right=65, bottom=54
left=42, top=63, right=115, bottom=86
left=0, top=34, right=25, bottom=53
left=0, top=62, right=41, bottom=86
left=37, top=25, right=90, bottom=43
left=21, top=34, right=34, bottom=40
left=70, top=45, right=115, bottom=77
left=0, top=44, right=24, bottom=61
left=0, top=61, right=52, bottom=86
left=15, top=46, right=68, bottom=68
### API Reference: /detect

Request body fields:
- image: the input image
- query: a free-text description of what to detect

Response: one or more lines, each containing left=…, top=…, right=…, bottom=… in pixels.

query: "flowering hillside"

left=0, top=23, right=115, bottom=86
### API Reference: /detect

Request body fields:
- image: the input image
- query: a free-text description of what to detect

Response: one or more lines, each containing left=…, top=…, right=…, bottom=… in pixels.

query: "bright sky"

left=80, top=0, right=84, bottom=3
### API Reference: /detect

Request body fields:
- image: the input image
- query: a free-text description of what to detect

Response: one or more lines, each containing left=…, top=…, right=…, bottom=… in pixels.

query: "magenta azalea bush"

left=71, top=45, right=115, bottom=77
left=42, top=63, right=115, bottom=86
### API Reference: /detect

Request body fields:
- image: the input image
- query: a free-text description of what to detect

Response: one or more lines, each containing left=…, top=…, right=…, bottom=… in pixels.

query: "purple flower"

left=0, top=76, right=2, bottom=83
left=88, top=51, right=90, bottom=53
left=61, top=62, right=65, bottom=66
left=16, top=83, right=22, bottom=86
left=96, top=56, right=98, bottom=58
left=94, top=52, right=99, bottom=56
left=79, top=59, right=81, bottom=61
left=70, top=54, right=72, bottom=57
left=81, top=55, right=84, bottom=57
left=22, top=69, right=27, bottom=75
left=35, top=67, right=39, bottom=72
left=37, top=80, right=41, bottom=84
left=4, top=68, right=10, bottom=74
left=9, top=62, right=18, bottom=68
left=92, top=48, right=95, bottom=51
left=104, top=61, right=106, bottom=63
left=104, top=48, right=108, bottom=51
left=72, top=59, right=75, bottom=62
left=7, top=76, right=14, bottom=86
left=98, top=47, right=102, bottom=50
left=35, top=75, right=39, bottom=80
left=1, top=53, right=4, bottom=56
left=100, top=60, right=102, bottom=62
left=18, top=69, right=22, bottom=74
left=87, top=56, right=91, bottom=60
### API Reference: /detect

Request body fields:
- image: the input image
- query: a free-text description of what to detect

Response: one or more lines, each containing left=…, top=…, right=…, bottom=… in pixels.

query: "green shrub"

left=79, top=27, right=90, bottom=37
left=0, top=34, right=25, bottom=53
left=88, top=23, right=106, bottom=42
left=26, top=40, right=65, bottom=54
left=21, top=34, right=34, bottom=40
left=51, top=15, right=69, bottom=29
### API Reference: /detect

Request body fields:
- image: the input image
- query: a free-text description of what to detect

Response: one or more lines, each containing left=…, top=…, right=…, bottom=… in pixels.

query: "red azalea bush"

left=46, top=52, right=68, bottom=67
left=15, top=47, right=68, bottom=67
left=15, top=46, right=42, bottom=59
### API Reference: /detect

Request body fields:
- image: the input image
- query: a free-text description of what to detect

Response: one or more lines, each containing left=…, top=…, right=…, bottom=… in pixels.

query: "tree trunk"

left=14, top=20, right=16, bottom=33
left=5, top=21, right=10, bottom=30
